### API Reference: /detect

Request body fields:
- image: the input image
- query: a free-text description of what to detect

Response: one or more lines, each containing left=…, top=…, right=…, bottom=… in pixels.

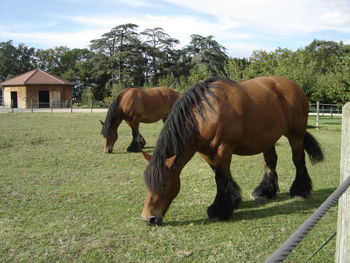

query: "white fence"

left=0, top=100, right=109, bottom=113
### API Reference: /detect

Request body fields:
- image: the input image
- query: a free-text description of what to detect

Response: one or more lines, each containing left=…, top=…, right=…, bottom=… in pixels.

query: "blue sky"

left=1, top=0, right=350, bottom=57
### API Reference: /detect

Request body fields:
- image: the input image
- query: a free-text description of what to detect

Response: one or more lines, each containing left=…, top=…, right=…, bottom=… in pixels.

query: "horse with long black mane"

left=100, top=86, right=179, bottom=153
left=141, top=76, right=324, bottom=225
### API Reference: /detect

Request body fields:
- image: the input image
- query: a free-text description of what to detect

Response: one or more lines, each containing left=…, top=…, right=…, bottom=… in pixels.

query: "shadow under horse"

left=141, top=76, right=324, bottom=226
left=100, top=86, right=179, bottom=153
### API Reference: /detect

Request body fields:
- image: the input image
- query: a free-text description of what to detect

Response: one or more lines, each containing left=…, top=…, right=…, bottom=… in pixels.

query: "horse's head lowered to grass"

left=141, top=151, right=179, bottom=225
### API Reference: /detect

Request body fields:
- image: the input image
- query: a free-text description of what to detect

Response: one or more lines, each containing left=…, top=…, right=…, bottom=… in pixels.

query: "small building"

left=0, top=69, right=73, bottom=108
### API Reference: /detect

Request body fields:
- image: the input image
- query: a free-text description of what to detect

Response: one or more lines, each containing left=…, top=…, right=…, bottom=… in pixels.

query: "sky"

left=1, top=0, right=350, bottom=58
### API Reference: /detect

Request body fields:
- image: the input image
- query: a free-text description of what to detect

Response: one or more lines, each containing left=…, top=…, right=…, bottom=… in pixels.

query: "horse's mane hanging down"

left=101, top=94, right=122, bottom=138
left=144, top=77, right=239, bottom=193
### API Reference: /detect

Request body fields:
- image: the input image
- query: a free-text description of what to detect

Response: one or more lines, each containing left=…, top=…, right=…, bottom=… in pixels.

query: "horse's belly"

left=233, top=146, right=269, bottom=156
left=139, top=114, right=163, bottom=123
left=232, top=133, right=282, bottom=156
left=140, top=117, right=161, bottom=123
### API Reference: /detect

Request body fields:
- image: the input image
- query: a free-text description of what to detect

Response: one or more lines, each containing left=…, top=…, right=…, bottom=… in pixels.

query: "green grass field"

left=0, top=113, right=342, bottom=262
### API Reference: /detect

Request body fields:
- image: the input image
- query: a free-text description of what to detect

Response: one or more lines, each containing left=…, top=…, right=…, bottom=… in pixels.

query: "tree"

left=184, top=34, right=228, bottom=76
left=0, top=41, right=36, bottom=81
left=141, top=27, right=179, bottom=85
left=90, top=23, right=146, bottom=91
left=304, top=39, right=343, bottom=74
left=312, top=56, right=350, bottom=103
left=35, top=46, right=68, bottom=75
left=225, top=58, right=250, bottom=81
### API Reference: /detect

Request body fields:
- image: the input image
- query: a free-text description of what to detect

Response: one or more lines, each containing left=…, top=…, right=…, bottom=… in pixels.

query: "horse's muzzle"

left=144, top=216, right=163, bottom=226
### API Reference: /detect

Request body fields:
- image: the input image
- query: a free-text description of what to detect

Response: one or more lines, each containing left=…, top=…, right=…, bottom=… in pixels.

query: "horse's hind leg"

left=252, top=147, right=279, bottom=200
left=287, top=135, right=312, bottom=198
left=200, top=145, right=242, bottom=220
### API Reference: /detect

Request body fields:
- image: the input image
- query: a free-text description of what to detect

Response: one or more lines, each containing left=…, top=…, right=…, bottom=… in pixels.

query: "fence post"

left=70, top=100, right=73, bottom=113
left=31, top=99, right=33, bottom=113
left=90, top=100, right=93, bottom=113
left=316, top=101, right=320, bottom=128
left=336, top=102, right=350, bottom=263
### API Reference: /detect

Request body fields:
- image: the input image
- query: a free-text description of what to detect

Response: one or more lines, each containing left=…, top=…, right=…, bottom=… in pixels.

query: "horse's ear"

left=165, top=155, right=177, bottom=169
left=99, top=120, right=104, bottom=125
left=142, top=151, right=152, bottom=162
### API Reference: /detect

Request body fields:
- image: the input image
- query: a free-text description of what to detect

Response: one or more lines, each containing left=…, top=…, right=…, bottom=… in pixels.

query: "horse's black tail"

left=304, top=132, right=324, bottom=164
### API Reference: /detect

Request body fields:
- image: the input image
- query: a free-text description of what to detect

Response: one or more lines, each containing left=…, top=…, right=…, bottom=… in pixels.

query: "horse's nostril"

left=108, top=149, right=112, bottom=153
left=148, top=216, right=156, bottom=225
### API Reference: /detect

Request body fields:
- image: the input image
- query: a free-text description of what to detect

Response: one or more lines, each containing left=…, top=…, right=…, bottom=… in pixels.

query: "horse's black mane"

left=101, top=94, right=122, bottom=138
left=144, top=76, right=238, bottom=193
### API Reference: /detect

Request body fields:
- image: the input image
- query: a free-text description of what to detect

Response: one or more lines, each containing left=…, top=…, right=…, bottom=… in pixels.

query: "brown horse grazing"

left=141, top=76, right=324, bottom=225
left=100, top=87, right=179, bottom=153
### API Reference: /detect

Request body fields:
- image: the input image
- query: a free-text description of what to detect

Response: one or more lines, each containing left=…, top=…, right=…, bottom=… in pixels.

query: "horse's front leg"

left=199, top=144, right=241, bottom=220
left=126, top=121, right=146, bottom=152
left=251, top=146, right=279, bottom=200
left=207, top=167, right=242, bottom=220
left=138, top=132, right=146, bottom=149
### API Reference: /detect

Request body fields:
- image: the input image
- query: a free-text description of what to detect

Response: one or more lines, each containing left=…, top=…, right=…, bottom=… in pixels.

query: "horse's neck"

left=111, top=116, right=122, bottom=129
left=173, top=145, right=197, bottom=174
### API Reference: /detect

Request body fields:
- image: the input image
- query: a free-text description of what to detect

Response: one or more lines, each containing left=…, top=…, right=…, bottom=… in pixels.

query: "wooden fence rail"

left=336, top=102, right=350, bottom=262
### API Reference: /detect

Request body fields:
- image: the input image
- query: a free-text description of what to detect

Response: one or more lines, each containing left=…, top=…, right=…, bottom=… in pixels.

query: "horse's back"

left=241, top=76, right=308, bottom=106
left=198, top=76, right=309, bottom=155
left=119, top=87, right=178, bottom=123
left=240, top=76, right=309, bottom=127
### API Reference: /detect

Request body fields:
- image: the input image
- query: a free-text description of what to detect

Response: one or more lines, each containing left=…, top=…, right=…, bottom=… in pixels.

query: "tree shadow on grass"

left=164, top=187, right=336, bottom=226
left=142, top=146, right=155, bottom=153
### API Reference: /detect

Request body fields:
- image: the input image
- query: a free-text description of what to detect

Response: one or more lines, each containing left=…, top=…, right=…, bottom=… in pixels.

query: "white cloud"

left=223, top=42, right=274, bottom=58
left=164, top=0, right=350, bottom=33
left=0, top=29, right=104, bottom=49
left=68, top=14, right=253, bottom=47
left=2, top=0, right=350, bottom=57
left=115, top=0, right=153, bottom=7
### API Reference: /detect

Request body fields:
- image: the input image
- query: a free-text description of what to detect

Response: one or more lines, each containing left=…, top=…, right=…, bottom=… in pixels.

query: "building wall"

left=3, top=86, right=27, bottom=108
left=3, top=85, right=72, bottom=108
left=27, top=85, right=72, bottom=106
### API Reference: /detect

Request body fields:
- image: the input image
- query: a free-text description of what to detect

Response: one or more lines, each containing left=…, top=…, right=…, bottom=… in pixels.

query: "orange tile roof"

left=0, top=69, right=74, bottom=86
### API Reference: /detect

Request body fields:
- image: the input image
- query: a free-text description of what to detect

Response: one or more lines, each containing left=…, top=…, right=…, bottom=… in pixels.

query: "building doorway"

left=0, top=88, right=3, bottom=106
left=11, top=91, right=18, bottom=108
left=39, top=91, right=50, bottom=108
